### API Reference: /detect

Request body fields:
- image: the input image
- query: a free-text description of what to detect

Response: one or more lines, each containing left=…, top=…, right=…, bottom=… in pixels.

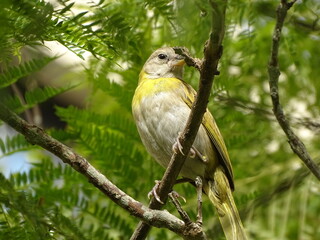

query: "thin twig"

left=217, top=94, right=320, bottom=132
left=267, top=0, right=320, bottom=180
left=130, top=0, right=228, bottom=239
left=173, top=47, right=202, bottom=71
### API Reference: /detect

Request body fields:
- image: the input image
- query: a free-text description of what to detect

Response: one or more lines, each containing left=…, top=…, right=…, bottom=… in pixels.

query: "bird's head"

left=142, top=47, right=185, bottom=79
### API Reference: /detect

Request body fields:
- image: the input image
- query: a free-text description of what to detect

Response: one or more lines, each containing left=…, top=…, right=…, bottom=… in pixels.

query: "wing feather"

left=181, top=81, right=234, bottom=190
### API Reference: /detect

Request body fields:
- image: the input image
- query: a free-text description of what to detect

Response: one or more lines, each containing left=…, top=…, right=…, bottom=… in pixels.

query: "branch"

left=130, top=0, right=228, bottom=239
left=217, top=94, right=320, bottom=132
left=267, top=0, right=320, bottom=180
left=0, top=103, right=206, bottom=237
left=173, top=47, right=202, bottom=71
left=292, top=17, right=320, bottom=32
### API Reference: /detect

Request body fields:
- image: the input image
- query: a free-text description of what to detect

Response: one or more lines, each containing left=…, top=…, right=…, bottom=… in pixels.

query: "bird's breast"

left=132, top=78, right=188, bottom=164
left=132, top=77, right=183, bottom=109
left=132, top=77, right=210, bottom=180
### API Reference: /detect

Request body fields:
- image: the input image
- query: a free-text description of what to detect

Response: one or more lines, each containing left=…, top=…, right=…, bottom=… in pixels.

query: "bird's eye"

left=158, top=53, right=167, bottom=60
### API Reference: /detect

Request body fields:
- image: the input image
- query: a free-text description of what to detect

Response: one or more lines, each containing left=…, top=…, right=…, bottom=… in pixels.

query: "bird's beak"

left=170, top=53, right=185, bottom=67
left=169, top=56, right=185, bottom=79
left=172, top=59, right=186, bottom=67
left=171, top=54, right=185, bottom=67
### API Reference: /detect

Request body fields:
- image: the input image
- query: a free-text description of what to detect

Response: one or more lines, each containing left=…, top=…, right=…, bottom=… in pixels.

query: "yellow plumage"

left=132, top=47, right=247, bottom=240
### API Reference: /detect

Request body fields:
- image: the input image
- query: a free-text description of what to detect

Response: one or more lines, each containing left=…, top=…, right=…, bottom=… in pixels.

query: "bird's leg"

left=169, top=192, right=191, bottom=224
left=169, top=177, right=203, bottom=226
left=190, top=147, right=208, bottom=163
left=195, top=176, right=203, bottom=225
left=171, top=190, right=186, bottom=203
left=147, top=180, right=164, bottom=204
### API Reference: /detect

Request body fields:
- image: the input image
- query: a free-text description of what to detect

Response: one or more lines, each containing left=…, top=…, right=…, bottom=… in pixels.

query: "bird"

left=132, top=47, right=247, bottom=240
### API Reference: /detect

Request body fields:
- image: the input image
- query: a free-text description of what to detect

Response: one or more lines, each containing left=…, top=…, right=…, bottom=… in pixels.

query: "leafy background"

left=0, top=0, right=319, bottom=239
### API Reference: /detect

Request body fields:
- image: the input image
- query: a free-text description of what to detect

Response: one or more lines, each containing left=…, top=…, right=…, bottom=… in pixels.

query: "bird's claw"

left=148, top=180, right=164, bottom=204
left=169, top=191, right=191, bottom=224
left=172, top=136, right=185, bottom=155
left=172, top=134, right=196, bottom=158
left=172, top=134, right=207, bottom=163
left=170, top=190, right=187, bottom=203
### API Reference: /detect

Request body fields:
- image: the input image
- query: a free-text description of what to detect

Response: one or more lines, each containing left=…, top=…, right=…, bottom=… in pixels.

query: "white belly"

left=133, top=91, right=214, bottom=180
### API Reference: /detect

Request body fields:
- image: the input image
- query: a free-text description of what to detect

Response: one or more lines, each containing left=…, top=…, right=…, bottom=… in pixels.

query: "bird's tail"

left=206, top=167, right=248, bottom=240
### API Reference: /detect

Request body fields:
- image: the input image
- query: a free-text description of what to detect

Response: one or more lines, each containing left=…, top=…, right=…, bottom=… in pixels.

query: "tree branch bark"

left=130, top=0, right=228, bottom=239
left=0, top=103, right=211, bottom=239
left=267, top=0, right=320, bottom=180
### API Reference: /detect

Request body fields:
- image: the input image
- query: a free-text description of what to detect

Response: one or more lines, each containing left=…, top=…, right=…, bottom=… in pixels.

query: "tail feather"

left=207, top=167, right=248, bottom=240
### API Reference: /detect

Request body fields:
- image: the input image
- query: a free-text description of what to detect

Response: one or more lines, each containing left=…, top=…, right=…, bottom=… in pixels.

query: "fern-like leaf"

left=1, top=85, right=77, bottom=113
left=0, top=134, right=34, bottom=159
left=55, top=106, right=138, bottom=139
left=24, top=85, right=77, bottom=107
left=0, top=57, right=57, bottom=89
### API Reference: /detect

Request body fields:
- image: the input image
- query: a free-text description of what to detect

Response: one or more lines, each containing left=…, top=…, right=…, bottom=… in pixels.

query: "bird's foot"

left=168, top=176, right=204, bottom=226
left=172, top=134, right=188, bottom=156
left=170, top=190, right=186, bottom=203
left=190, top=147, right=208, bottom=163
left=169, top=191, right=191, bottom=224
left=172, top=135, right=208, bottom=163
left=172, top=134, right=197, bottom=158
left=148, top=180, right=164, bottom=204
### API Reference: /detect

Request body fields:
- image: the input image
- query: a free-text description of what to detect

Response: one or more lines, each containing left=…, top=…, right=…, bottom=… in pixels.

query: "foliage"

left=0, top=0, right=320, bottom=239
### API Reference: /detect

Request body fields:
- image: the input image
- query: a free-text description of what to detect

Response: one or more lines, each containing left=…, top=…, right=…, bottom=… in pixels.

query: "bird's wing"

left=181, top=81, right=234, bottom=190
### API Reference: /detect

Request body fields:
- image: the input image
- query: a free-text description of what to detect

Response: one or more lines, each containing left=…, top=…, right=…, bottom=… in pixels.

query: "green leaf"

left=72, top=11, right=88, bottom=22
left=59, top=2, right=75, bottom=14
left=1, top=84, right=78, bottom=113
left=24, top=85, right=77, bottom=107
left=0, top=135, right=34, bottom=158
left=0, top=57, right=57, bottom=89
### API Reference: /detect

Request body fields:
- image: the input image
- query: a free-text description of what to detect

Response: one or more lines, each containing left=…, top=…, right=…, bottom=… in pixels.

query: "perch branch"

left=0, top=103, right=212, bottom=238
left=267, top=0, right=320, bottom=180
left=130, top=0, right=228, bottom=239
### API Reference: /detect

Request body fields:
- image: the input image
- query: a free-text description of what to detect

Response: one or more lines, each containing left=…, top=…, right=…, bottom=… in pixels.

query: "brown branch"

left=291, top=17, right=320, bottom=32
left=130, top=0, right=228, bottom=239
left=267, top=0, right=320, bottom=180
left=0, top=103, right=214, bottom=238
left=173, top=47, right=202, bottom=71
left=217, top=94, right=320, bottom=132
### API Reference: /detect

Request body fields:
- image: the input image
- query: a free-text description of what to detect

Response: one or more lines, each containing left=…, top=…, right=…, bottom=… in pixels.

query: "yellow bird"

left=132, top=47, right=247, bottom=240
